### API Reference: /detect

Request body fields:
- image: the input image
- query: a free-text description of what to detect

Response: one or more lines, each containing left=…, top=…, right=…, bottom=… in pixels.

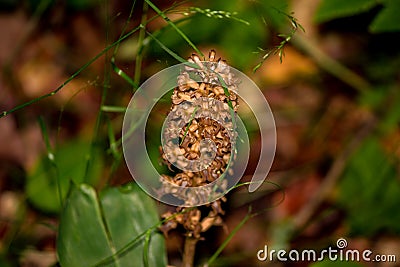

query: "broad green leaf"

left=338, top=138, right=400, bottom=236
left=314, top=0, right=379, bottom=23
left=57, top=183, right=167, bottom=267
left=26, top=140, right=102, bottom=213
left=99, top=185, right=167, bottom=267
left=370, top=0, right=400, bottom=32
left=57, top=184, right=115, bottom=267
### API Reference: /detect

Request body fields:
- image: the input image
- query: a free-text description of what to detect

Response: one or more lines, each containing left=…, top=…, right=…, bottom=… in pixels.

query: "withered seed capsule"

left=160, top=50, right=239, bottom=238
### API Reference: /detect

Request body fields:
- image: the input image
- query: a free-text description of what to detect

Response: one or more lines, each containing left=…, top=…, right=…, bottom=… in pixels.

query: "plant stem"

left=145, top=0, right=203, bottom=56
left=134, top=0, right=148, bottom=88
left=292, top=34, right=371, bottom=92
left=182, top=236, right=199, bottom=267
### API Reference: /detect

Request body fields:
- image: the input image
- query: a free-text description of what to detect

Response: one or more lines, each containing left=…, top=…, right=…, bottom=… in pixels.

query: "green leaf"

left=26, top=140, right=102, bottom=213
left=57, top=184, right=115, bottom=267
left=57, top=183, right=167, bottom=267
left=338, top=138, right=400, bottom=236
left=314, top=0, right=380, bottom=23
left=370, top=0, right=400, bottom=32
left=99, top=184, right=167, bottom=267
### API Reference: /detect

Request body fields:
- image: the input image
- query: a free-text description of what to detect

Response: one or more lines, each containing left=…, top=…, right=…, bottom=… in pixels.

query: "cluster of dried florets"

left=160, top=50, right=239, bottom=238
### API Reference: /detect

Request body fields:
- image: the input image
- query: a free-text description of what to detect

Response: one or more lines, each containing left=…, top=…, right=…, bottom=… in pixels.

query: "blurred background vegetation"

left=0, top=0, right=400, bottom=266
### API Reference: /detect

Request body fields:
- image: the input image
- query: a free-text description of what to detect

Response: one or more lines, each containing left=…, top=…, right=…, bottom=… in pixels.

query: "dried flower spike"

left=160, top=50, right=239, bottom=239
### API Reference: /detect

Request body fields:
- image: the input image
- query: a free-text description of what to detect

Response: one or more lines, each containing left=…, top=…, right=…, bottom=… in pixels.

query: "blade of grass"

left=206, top=207, right=252, bottom=266
left=111, top=58, right=137, bottom=89
left=38, top=116, right=63, bottom=209
left=112, top=0, right=137, bottom=57
left=106, top=114, right=119, bottom=160
left=145, top=30, right=200, bottom=70
left=110, top=0, right=138, bottom=89
left=101, top=105, right=127, bottom=113
left=145, top=0, right=203, bottom=57
left=83, top=0, right=113, bottom=183
left=134, top=1, right=149, bottom=88
left=143, top=230, right=151, bottom=267
left=105, top=117, right=123, bottom=185
left=38, top=116, right=54, bottom=159
left=110, top=0, right=189, bottom=89
left=145, top=29, right=189, bottom=64
left=205, top=180, right=285, bottom=266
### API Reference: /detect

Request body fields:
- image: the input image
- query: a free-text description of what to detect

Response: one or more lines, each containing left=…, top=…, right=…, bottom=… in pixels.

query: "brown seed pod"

left=160, top=50, right=239, bottom=237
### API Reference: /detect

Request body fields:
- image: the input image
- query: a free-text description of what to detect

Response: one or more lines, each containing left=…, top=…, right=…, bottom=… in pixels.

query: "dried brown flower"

left=160, top=50, right=238, bottom=238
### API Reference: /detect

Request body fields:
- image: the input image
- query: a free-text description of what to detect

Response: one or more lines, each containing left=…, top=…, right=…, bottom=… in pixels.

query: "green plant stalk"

left=206, top=207, right=252, bottom=266
left=143, top=230, right=151, bottom=267
left=134, top=1, right=149, bottom=88
left=292, top=34, right=371, bottom=92
left=101, top=105, right=127, bottom=113
left=111, top=60, right=137, bottom=89
left=146, top=30, right=192, bottom=65
left=84, top=0, right=113, bottom=183
left=112, top=0, right=136, bottom=58
left=145, top=0, right=203, bottom=56
left=110, top=0, right=138, bottom=89
left=38, top=117, right=63, bottom=209
left=105, top=117, right=123, bottom=185
left=111, top=0, right=190, bottom=89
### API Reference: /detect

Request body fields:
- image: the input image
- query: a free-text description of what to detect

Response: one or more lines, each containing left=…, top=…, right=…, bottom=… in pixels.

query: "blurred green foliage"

left=339, top=138, right=400, bottom=236
left=26, top=139, right=103, bottom=213
left=315, top=0, right=400, bottom=32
